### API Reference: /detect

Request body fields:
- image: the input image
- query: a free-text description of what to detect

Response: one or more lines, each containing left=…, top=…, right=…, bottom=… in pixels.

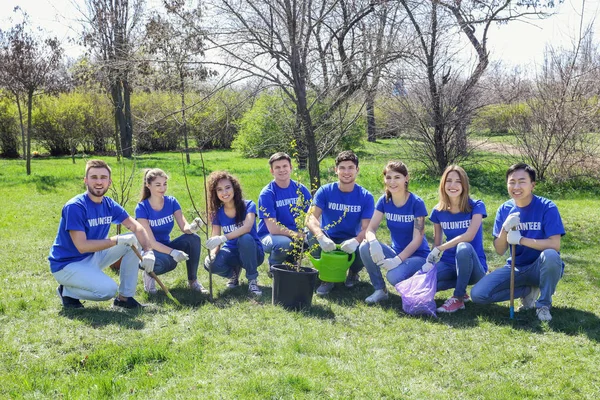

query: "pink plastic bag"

left=395, top=264, right=437, bottom=317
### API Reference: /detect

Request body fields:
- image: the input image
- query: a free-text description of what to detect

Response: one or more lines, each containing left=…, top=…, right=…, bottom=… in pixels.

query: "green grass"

left=1, top=141, right=600, bottom=399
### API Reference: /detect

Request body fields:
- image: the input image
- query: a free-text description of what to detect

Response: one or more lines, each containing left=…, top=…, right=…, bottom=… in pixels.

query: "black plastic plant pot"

left=271, top=264, right=318, bottom=311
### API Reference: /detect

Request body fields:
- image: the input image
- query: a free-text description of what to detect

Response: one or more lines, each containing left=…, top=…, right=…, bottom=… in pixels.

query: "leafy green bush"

left=0, top=95, right=19, bottom=158
left=471, top=103, right=530, bottom=136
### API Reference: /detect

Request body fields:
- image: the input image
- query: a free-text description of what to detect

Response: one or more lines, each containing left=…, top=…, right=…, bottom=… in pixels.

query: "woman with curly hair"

left=204, top=171, right=264, bottom=296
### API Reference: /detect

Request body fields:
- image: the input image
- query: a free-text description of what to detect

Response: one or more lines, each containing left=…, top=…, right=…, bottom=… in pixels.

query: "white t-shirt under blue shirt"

left=135, top=196, right=181, bottom=245
left=313, top=182, right=375, bottom=242
left=429, top=198, right=488, bottom=271
left=376, top=193, right=430, bottom=258
left=212, top=200, right=262, bottom=251
left=493, top=195, right=565, bottom=268
left=257, top=180, right=312, bottom=238
left=48, top=193, right=129, bottom=273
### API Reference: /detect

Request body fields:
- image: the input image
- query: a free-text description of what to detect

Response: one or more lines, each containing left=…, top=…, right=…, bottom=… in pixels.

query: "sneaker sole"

left=437, top=305, right=465, bottom=313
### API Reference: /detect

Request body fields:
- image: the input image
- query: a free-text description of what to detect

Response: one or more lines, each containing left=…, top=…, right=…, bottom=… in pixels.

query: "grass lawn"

left=1, top=140, right=599, bottom=399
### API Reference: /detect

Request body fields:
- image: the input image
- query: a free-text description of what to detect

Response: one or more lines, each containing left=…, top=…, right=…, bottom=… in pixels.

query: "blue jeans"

left=307, top=232, right=363, bottom=274
left=359, top=240, right=426, bottom=290
left=153, top=233, right=201, bottom=281
left=206, top=234, right=264, bottom=280
left=261, top=234, right=294, bottom=266
left=471, top=249, right=563, bottom=308
left=435, top=242, right=487, bottom=298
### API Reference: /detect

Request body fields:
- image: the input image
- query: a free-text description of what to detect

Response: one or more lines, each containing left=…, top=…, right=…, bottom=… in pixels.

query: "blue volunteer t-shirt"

left=48, top=193, right=129, bottom=273
left=257, top=180, right=312, bottom=238
left=493, top=195, right=565, bottom=268
left=313, top=182, right=374, bottom=242
left=429, top=198, right=488, bottom=271
left=135, top=196, right=181, bottom=245
left=376, top=193, right=430, bottom=257
left=212, top=200, right=262, bottom=250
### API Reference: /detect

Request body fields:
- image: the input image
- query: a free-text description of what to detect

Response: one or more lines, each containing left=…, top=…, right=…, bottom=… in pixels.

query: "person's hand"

left=206, top=235, right=227, bottom=250
left=170, top=249, right=189, bottom=263
left=141, top=250, right=155, bottom=273
left=507, top=229, right=522, bottom=245
left=116, top=235, right=136, bottom=247
left=340, top=238, right=359, bottom=254
left=369, top=240, right=385, bottom=264
left=378, top=256, right=402, bottom=271
left=189, top=217, right=204, bottom=233
left=421, top=262, right=433, bottom=272
left=426, top=247, right=442, bottom=264
left=204, top=255, right=213, bottom=268
left=317, top=235, right=336, bottom=252
left=502, top=212, right=521, bottom=233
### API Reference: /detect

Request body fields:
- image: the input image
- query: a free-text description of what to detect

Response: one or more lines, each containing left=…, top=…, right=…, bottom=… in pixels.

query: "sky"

left=1, top=0, right=599, bottom=67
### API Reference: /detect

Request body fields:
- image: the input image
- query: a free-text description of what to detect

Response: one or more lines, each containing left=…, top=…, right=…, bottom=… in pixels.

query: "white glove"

left=189, top=217, right=204, bottom=233
left=507, top=229, right=522, bottom=245
left=340, top=238, right=359, bottom=254
left=204, top=255, right=213, bottom=268
left=378, top=256, right=402, bottom=271
left=116, top=235, right=136, bottom=247
left=502, top=212, right=521, bottom=233
left=427, top=247, right=442, bottom=264
left=369, top=240, right=385, bottom=264
left=421, top=262, right=433, bottom=272
left=206, top=235, right=227, bottom=250
left=141, top=250, right=155, bottom=273
left=317, top=235, right=336, bottom=252
left=170, top=249, right=189, bottom=263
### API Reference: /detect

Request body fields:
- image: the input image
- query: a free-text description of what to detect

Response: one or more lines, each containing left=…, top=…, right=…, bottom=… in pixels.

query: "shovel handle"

left=131, top=246, right=181, bottom=306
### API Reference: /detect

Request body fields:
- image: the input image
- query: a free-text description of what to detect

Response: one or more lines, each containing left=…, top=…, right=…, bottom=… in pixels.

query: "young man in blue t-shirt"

left=471, top=163, right=565, bottom=321
left=48, top=160, right=155, bottom=309
left=307, top=150, right=375, bottom=295
left=258, top=152, right=312, bottom=273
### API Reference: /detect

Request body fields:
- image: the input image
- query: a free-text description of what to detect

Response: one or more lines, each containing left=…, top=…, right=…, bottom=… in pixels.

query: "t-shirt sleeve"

left=135, top=202, right=147, bottom=219
left=414, top=197, right=428, bottom=218
left=492, top=205, right=506, bottom=238
left=111, top=200, right=129, bottom=224
left=429, top=208, right=440, bottom=224
left=300, top=185, right=312, bottom=212
left=64, top=203, right=87, bottom=232
left=361, top=191, right=375, bottom=219
left=375, top=196, right=385, bottom=212
left=258, top=188, right=275, bottom=219
left=171, top=197, right=182, bottom=213
left=543, top=202, right=566, bottom=237
left=472, top=199, right=487, bottom=219
left=313, top=186, right=326, bottom=210
left=247, top=200, right=257, bottom=215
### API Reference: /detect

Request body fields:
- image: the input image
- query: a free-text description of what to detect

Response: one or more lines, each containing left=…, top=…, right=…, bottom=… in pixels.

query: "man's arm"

left=306, top=205, right=324, bottom=236
left=69, top=230, right=117, bottom=254
left=265, top=218, right=302, bottom=239
left=121, top=216, right=152, bottom=251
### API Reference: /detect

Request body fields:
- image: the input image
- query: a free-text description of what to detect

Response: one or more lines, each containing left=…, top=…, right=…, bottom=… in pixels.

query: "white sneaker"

left=248, top=279, right=262, bottom=296
left=365, top=289, right=388, bottom=304
left=536, top=306, right=552, bottom=321
left=143, top=272, right=157, bottom=294
left=519, top=286, right=540, bottom=311
left=316, top=282, right=334, bottom=296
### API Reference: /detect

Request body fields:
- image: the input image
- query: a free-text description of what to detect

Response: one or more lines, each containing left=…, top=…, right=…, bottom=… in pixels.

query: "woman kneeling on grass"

left=426, top=165, right=488, bottom=313
left=136, top=168, right=207, bottom=294
left=204, top=171, right=264, bottom=296
left=359, top=161, right=430, bottom=304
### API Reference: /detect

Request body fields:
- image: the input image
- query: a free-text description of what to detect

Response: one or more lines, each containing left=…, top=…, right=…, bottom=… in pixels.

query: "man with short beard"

left=49, top=159, right=155, bottom=309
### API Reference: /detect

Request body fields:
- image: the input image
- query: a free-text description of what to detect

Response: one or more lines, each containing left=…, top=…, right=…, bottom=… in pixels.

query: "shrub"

left=0, top=96, right=19, bottom=158
left=471, top=103, right=530, bottom=136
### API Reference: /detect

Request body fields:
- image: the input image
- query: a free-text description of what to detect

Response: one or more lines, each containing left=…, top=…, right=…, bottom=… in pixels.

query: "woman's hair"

left=383, top=160, right=409, bottom=202
left=140, top=168, right=169, bottom=201
left=435, top=165, right=472, bottom=213
left=207, top=171, right=246, bottom=225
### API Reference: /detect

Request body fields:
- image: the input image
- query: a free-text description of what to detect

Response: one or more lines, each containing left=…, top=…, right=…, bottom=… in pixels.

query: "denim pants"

left=261, top=234, right=294, bottom=266
left=307, top=232, right=364, bottom=274
left=52, top=233, right=139, bottom=300
left=359, top=240, right=426, bottom=290
left=471, top=249, right=563, bottom=308
left=436, top=242, right=487, bottom=298
left=153, top=233, right=201, bottom=281
left=206, top=234, right=264, bottom=280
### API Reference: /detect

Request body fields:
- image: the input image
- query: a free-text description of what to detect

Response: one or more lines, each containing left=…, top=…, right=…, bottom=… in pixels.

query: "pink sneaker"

left=437, top=296, right=465, bottom=313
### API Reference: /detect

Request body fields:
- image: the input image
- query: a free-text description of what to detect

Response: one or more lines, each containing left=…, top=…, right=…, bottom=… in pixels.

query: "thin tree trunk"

left=123, top=77, right=133, bottom=158
left=26, top=90, right=33, bottom=176
left=366, top=90, right=376, bottom=142
left=15, top=95, right=26, bottom=158
left=180, top=70, right=190, bottom=164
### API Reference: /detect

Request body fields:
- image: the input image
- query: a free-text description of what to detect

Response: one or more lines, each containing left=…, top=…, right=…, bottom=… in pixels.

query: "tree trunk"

left=123, top=77, right=133, bottom=158
left=366, top=90, right=376, bottom=142
left=15, top=96, right=26, bottom=158
left=26, top=90, right=33, bottom=176
left=111, top=81, right=126, bottom=159
left=180, top=70, right=190, bottom=164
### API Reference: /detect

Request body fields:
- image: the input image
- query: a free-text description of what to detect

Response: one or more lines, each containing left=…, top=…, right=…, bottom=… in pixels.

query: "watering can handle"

left=335, top=244, right=356, bottom=265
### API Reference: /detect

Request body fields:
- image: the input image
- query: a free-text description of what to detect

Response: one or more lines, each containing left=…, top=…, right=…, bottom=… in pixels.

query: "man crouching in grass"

left=48, top=159, right=155, bottom=309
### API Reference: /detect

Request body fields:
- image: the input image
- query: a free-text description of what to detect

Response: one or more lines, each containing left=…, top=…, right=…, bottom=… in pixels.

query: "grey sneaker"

left=344, top=271, right=360, bottom=288
left=536, top=306, right=552, bottom=321
left=189, top=281, right=208, bottom=294
left=365, top=289, right=388, bottom=304
left=518, top=286, right=540, bottom=311
left=316, top=282, right=334, bottom=296
left=226, top=269, right=239, bottom=289
left=248, top=279, right=262, bottom=296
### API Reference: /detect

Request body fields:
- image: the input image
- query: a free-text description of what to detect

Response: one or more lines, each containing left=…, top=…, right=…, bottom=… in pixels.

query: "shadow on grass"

left=146, top=287, right=210, bottom=308
left=60, top=307, right=146, bottom=329
left=32, top=175, right=60, bottom=192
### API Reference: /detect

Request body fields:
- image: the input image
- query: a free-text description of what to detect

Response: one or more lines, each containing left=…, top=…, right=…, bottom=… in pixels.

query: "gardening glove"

left=317, top=235, right=336, bottom=252
left=189, top=217, right=204, bottom=233
left=340, top=238, right=359, bottom=254
left=206, top=235, right=227, bottom=250
left=204, top=255, right=213, bottom=269
left=378, top=256, right=402, bottom=271
left=141, top=250, right=155, bottom=273
left=116, top=234, right=137, bottom=247
left=170, top=249, right=189, bottom=263
left=369, top=240, right=385, bottom=264
left=426, top=247, right=442, bottom=264
left=502, top=212, right=521, bottom=233
left=507, top=229, right=522, bottom=245
left=421, top=262, right=434, bottom=272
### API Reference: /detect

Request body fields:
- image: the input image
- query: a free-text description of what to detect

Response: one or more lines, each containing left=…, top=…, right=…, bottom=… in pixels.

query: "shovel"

left=131, top=246, right=182, bottom=307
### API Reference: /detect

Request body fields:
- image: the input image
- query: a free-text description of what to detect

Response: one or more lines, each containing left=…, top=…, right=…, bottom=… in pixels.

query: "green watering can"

left=309, top=246, right=355, bottom=283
